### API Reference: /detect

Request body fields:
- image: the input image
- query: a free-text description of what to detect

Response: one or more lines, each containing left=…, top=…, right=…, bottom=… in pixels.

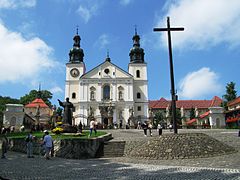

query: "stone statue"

left=108, top=106, right=113, bottom=117
left=58, top=98, right=74, bottom=125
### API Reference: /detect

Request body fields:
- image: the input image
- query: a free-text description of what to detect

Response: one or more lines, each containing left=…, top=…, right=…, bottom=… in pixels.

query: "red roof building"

left=24, top=98, right=52, bottom=125
left=25, top=98, right=49, bottom=108
left=149, top=96, right=223, bottom=128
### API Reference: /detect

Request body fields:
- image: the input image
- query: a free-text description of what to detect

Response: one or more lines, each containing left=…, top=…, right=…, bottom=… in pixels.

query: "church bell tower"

left=128, top=28, right=149, bottom=121
left=65, top=29, right=86, bottom=104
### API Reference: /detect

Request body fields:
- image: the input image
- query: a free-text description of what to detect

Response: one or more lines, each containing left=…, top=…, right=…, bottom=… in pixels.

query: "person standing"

left=157, top=124, right=163, bottom=136
left=78, top=121, right=83, bottom=134
left=89, top=119, right=97, bottom=137
left=148, top=122, right=153, bottom=137
left=1, top=129, right=8, bottom=159
left=26, top=131, right=34, bottom=158
left=43, top=130, right=53, bottom=160
left=142, top=121, right=148, bottom=137
left=137, top=121, right=141, bottom=129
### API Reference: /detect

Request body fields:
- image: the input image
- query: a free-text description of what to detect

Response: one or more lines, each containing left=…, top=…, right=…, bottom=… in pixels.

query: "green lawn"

left=1, top=130, right=107, bottom=140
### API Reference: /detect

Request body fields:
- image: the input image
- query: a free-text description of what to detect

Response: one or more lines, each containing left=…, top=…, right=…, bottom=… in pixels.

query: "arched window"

left=103, top=85, right=110, bottom=100
left=72, top=92, right=76, bottom=99
left=137, top=92, right=141, bottom=99
left=136, top=70, right=140, bottom=78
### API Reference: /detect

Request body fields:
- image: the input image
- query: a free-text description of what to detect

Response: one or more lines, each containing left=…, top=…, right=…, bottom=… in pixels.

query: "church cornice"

left=80, top=60, right=133, bottom=79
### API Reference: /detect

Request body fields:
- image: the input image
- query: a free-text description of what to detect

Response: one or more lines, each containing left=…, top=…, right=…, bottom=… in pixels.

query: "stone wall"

left=124, top=133, right=237, bottom=160
left=7, top=133, right=112, bottom=159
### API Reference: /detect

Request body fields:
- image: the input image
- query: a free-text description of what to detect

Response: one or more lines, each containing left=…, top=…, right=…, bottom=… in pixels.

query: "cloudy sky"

left=0, top=0, right=239, bottom=105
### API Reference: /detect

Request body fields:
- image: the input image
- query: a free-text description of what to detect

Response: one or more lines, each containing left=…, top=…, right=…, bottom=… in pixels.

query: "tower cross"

left=153, top=17, right=184, bottom=134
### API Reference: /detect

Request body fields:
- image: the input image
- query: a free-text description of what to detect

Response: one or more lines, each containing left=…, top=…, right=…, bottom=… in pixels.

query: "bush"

left=52, top=127, right=63, bottom=134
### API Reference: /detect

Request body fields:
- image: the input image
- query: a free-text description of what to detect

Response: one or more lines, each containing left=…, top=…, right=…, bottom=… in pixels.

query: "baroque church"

left=65, top=30, right=149, bottom=127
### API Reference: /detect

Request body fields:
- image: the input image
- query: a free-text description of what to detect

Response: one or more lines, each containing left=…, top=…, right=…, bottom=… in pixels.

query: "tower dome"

left=69, top=28, right=84, bottom=63
left=129, top=28, right=145, bottom=63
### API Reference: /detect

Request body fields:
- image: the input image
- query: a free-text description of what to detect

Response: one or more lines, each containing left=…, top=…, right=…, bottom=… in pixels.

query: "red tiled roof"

left=149, top=96, right=222, bottom=109
left=226, top=117, right=239, bottom=123
left=199, top=111, right=210, bottom=119
left=25, top=98, right=49, bottom=108
left=227, top=96, right=240, bottom=107
left=186, top=118, right=197, bottom=125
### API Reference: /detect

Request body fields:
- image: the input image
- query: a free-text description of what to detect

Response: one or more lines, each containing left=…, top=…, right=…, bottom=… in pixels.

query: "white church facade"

left=64, top=30, right=149, bottom=128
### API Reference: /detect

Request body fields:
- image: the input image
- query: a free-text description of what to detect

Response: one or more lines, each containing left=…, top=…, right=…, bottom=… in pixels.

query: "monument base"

left=62, top=124, right=78, bottom=133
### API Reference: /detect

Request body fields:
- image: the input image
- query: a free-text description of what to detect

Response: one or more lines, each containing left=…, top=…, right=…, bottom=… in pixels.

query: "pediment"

left=81, top=61, right=133, bottom=79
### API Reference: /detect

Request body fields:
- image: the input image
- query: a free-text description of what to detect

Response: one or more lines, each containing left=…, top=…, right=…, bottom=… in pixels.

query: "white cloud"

left=94, top=34, right=110, bottom=49
left=0, top=22, right=56, bottom=84
left=76, top=1, right=101, bottom=23
left=178, top=67, right=222, bottom=99
left=120, top=0, right=134, bottom=6
left=0, top=0, right=36, bottom=9
left=49, top=86, right=63, bottom=94
left=156, top=0, right=240, bottom=49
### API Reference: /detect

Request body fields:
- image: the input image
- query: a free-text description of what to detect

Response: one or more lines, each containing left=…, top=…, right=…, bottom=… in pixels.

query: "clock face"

left=70, top=68, right=80, bottom=77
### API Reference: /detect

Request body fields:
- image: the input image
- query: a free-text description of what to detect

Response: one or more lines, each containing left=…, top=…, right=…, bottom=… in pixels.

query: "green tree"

left=189, top=107, right=195, bottom=120
left=168, top=107, right=182, bottom=126
left=153, top=111, right=164, bottom=127
left=19, top=90, right=53, bottom=107
left=222, top=82, right=238, bottom=110
left=0, top=96, right=20, bottom=112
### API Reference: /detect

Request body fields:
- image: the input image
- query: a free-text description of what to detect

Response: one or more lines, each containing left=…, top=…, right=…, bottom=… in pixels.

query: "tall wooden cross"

left=153, top=17, right=184, bottom=134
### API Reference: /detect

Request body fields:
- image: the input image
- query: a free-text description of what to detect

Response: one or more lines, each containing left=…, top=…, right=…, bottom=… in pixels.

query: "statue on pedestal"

left=58, top=98, right=74, bottom=125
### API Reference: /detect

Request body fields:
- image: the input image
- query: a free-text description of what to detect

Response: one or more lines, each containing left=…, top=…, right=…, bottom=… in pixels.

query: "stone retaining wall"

left=7, top=133, right=112, bottom=159
left=124, top=133, right=237, bottom=160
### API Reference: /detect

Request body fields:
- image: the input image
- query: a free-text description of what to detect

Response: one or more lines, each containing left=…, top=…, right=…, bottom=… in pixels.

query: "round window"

left=104, top=68, right=110, bottom=74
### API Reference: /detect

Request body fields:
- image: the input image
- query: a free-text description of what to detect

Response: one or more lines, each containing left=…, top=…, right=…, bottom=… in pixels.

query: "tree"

left=153, top=111, right=164, bottom=127
left=0, top=96, right=20, bottom=112
left=222, top=82, right=238, bottom=110
left=189, top=107, right=195, bottom=120
left=223, top=82, right=237, bottom=102
left=168, top=107, right=182, bottom=126
left=19, top=90, right=53, bottom=107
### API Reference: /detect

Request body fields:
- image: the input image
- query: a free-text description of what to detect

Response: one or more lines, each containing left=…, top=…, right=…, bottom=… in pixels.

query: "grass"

left=1, top=130, right=107, bottom=140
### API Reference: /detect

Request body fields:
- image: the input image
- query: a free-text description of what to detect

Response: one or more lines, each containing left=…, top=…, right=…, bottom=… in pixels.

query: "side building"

left=149, top=96, right=225, bottom=128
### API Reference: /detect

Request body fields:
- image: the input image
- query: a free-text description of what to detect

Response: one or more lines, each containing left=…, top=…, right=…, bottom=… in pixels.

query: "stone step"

left=102, top=141, right=125, bottom=157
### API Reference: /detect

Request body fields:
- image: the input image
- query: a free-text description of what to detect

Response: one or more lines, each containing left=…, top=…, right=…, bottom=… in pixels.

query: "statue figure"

left=58, top=98, right=74, bottom=125
left=108, top=106, right=113, bottom=117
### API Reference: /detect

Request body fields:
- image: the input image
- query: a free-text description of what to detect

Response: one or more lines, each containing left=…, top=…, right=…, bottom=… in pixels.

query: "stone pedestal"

left=62, top=124, right=77, bottom=133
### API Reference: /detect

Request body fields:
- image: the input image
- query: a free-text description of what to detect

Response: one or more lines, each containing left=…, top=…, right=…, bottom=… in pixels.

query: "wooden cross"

left=153, top=17, right=184, bottom=134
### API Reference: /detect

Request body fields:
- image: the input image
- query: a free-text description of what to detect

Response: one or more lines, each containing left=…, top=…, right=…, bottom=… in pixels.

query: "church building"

left=65, top=30, right=149, bottom=128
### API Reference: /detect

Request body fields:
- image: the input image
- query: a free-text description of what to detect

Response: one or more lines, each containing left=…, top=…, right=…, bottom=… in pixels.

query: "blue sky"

left=0, top=0, right=239, bottom=106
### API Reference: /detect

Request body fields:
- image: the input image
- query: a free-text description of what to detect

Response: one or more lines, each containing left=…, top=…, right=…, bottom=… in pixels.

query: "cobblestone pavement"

left=0, top=129, right=240, bottom=180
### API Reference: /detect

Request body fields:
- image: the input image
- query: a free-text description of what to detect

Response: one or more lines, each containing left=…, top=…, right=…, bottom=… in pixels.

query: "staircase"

left=102, top=141, right=125, bottom=157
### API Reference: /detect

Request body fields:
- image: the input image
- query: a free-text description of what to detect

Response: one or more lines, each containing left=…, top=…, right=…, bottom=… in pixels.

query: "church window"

left=136, top=70, right=140, bottom=78
left=72, top=92, right=76, bottom=99
left=103, top=85, right=110, bottom=100
left=104, top=68, right=110, bottom=74
left=137, top=106, right=141, bottom=111
left=137, top=92, right=141, bottom=99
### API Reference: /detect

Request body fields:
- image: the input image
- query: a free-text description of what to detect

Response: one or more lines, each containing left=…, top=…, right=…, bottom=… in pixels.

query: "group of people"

left=25, top=130, right=53, bottom=160
left=1, top=128, right=54, bottom=160
left=140, top=121, right=163, bottom=137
